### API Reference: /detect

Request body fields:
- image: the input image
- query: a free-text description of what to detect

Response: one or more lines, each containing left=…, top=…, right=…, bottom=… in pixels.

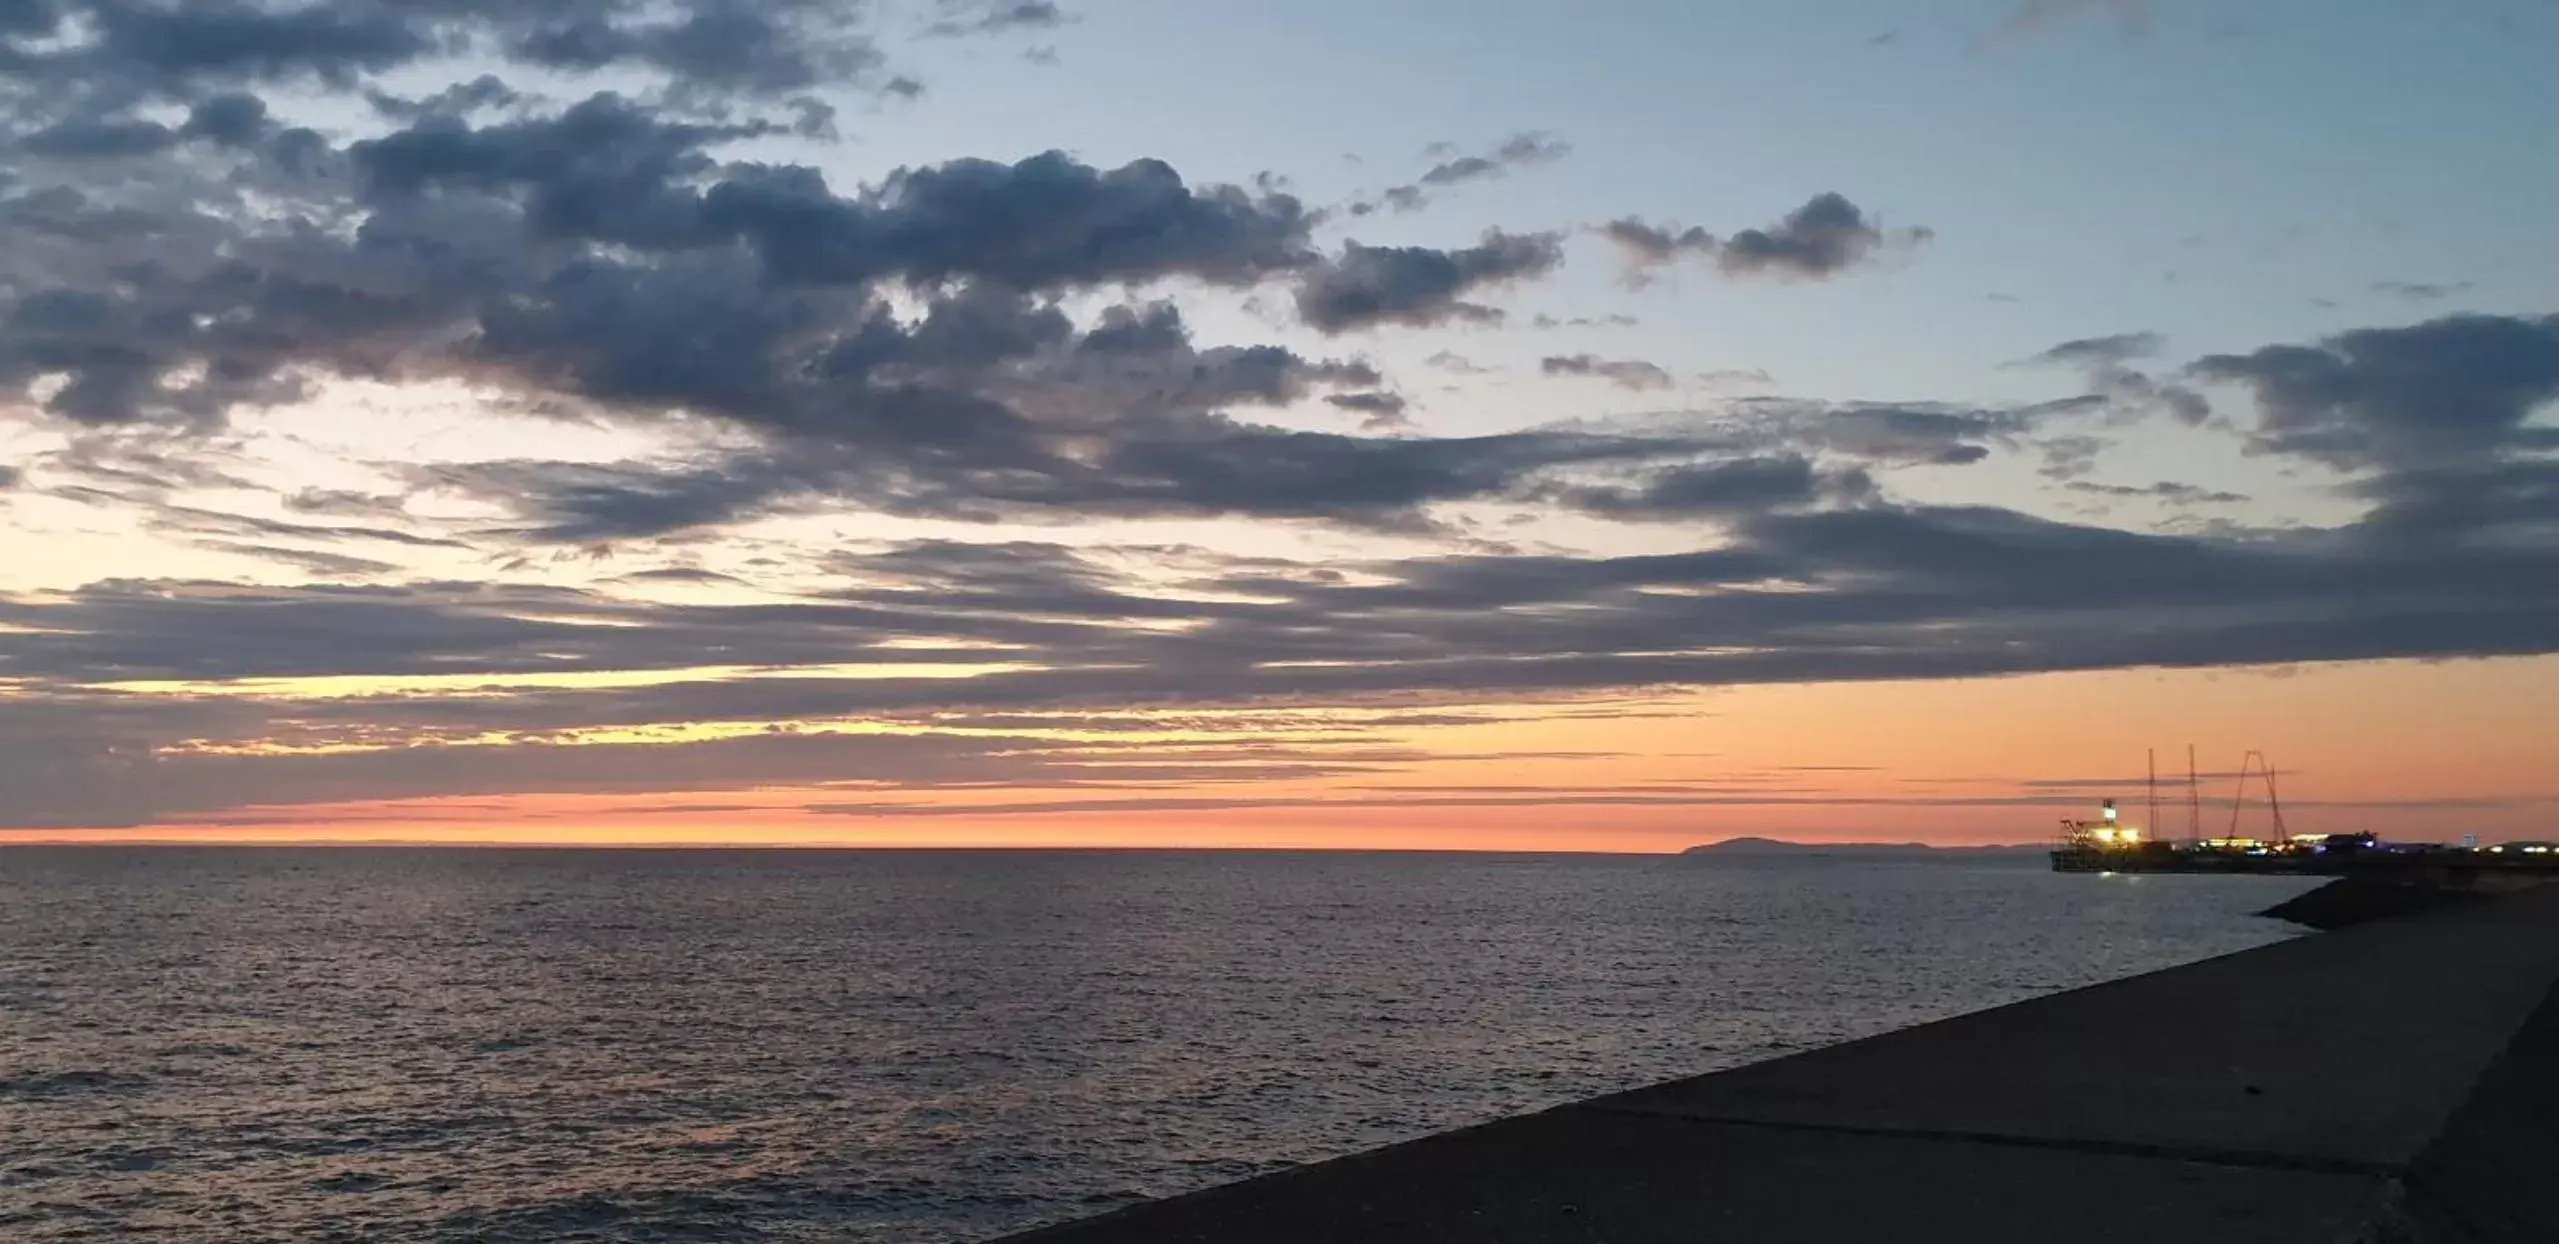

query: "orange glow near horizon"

left=9, top=655, right=2555, bottom=852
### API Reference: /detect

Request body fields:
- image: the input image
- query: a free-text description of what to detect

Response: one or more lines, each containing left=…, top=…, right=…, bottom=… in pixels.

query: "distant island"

left=1683, top=837, right=2040, bottom=858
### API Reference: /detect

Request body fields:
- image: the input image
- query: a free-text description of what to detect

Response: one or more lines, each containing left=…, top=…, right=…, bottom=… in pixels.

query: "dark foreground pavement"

left=995, top=888, right=2559, bottom=1243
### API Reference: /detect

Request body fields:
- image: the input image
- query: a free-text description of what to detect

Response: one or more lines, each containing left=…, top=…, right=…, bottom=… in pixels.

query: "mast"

left=2226, top=749, right=2283, bottom=840
left=2187, top=744, right=2200, bottom=845
left=2227, top=750, right=2255, bottom=839
left=2147, top=748, right=2158, bottom=841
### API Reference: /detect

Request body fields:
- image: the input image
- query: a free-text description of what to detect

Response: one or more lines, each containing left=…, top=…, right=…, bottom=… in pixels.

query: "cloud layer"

left=10, top=482, right=2559, bottom=824
left=4, top=4, right=2555, bottom=834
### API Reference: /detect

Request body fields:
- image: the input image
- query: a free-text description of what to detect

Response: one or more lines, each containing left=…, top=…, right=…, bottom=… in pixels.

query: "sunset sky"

left=3, top=0, right=2555, bottom=849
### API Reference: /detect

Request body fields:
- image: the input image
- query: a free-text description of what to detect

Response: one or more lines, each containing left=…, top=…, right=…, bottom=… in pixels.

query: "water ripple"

left=0, top=848, right=2313, bottom=1242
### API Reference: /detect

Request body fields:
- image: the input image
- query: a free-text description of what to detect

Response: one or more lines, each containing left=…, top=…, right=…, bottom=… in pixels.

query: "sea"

left=0, top=847, right=2319, bottom=1243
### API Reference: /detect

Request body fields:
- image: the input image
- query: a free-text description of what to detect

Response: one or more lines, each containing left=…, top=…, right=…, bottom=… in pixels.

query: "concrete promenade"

left=998, top=889, right=2559, bottom=1243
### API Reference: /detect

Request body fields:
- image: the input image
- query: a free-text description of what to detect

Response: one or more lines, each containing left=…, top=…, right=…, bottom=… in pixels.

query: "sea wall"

left=2265, top=868, right=2559, bottom=930
left=993, top=888, right=2559, bottom=1244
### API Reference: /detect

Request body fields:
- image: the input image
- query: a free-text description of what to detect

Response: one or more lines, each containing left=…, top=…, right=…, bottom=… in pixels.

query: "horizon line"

left=0, top=837, right=2052, bottom=853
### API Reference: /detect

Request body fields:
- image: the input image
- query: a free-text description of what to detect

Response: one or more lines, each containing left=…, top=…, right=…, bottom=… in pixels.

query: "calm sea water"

left=1, top=848, right=2316, bottom=1242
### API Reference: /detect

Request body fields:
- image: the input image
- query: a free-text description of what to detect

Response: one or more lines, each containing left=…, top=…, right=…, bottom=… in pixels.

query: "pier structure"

left=2046, top=747, right=2547, bottom=875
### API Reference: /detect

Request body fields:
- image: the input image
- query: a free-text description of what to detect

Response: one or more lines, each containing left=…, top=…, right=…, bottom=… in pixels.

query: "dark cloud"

left=2189, top=315, right=2559, bottom=554
left=1348, top=185, right=1426, bottom=217
left=351, top=92, right=768, bottom=249
left=20, top=465, right=472, bottom=568
left=1037, top=423, right=1697, bottom=529
left=1532, top=313, right=1640, bottom=330
left=1550, top=456, right=1873, bottom=520
left=0, top=463, right=20, bottom=489
left=1724, top=400, right=2029, bottom=467
left=2019, top=330, right=2210, bottom=425
left=141, top=502, right=470, bottom=550
left=2065, top=480, right=2249, bottom=505
left=1323, top=392, right=1404, bottom=416
left=699, top=151, right=1322, bottom=290
left=1419, top=132, right=1568, bottom=187
left=2190, top=313, right=2559, bottom=471
left=82, top=2, right=433, bottom=87
left=193, top=541, right=402, bottom=578
left=1696, top=368, right=1775, bottom=389
left=282, top=487, right=408, bottom=519
left=1294, top=231, right=1564, bottom=333
left=33, top=435, right=265, bottom=496
left=613, top=566, right=753, bottom=586
left=2372, top=280, right=2475, bottom=303
left=180, top=93, right=274, bottom=147
left=0, top=0, right=894, bottom=115
left=423, top=456, right=823, bottom=542
left=1595, top=217, right=1715, bottom=270
left=425, top=283, right=1440, bottom=537
left=1598, top=194, right=1928, bottom=281
left=430, top=375, right=2117, bottom=540
left=1541, top=353, right=1673, bottom=391
left=1411, top=158, right=1497, bottom=188
left=1324, top=392, right=1409, bottom=428
left=1716, top=193, right=1931, bottom=280
left=346, top=106, right=1325, bottom=289
left=2035, top=434, right=2105, bottom=480
left=921, top=0, right=1071, bottom=38
left=1349, top=132, right=1569, bottom=216
left=2342, top=459, right=2559, bottom=549
left=2025, top=332, right=2164, bottom=368
left=518, top=5, right=891, bottom=95
left=430, top=421, right=1711, bottom=543
left=18, top=117, right=181, bottom=159
left=363, top=74, right=522, bottom=122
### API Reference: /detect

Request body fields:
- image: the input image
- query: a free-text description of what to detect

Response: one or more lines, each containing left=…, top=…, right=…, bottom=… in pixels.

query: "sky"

left=2, top=0, right=2556, bottom=850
